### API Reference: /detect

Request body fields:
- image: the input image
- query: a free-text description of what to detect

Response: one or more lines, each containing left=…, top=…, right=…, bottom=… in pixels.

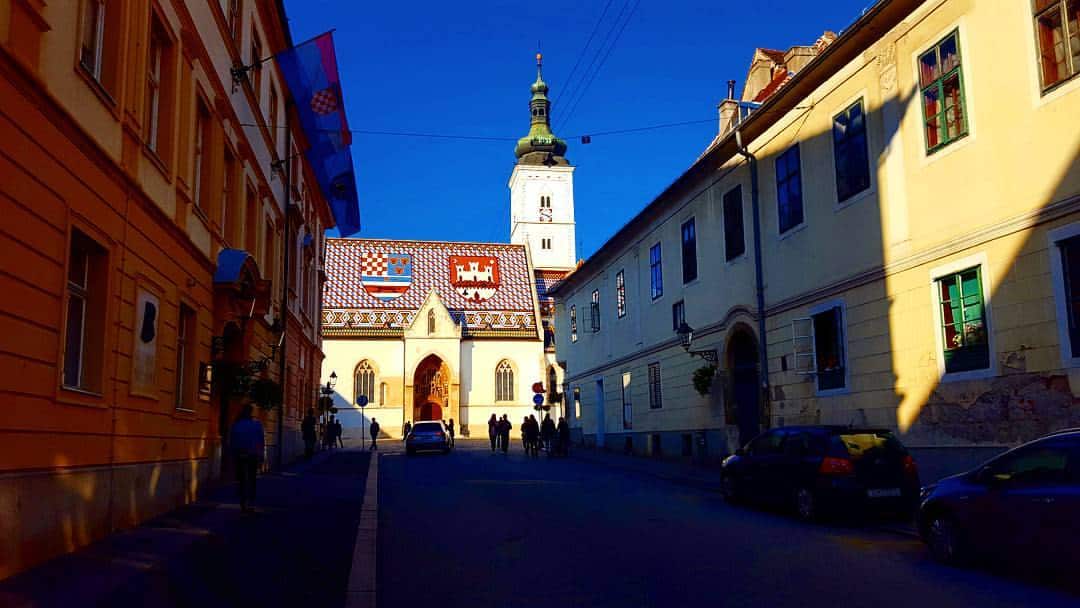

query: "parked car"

left=917, top=428, right=1080, bottom=567
left=720, top=426, right=920, bottom=521
left=406, top=421, right=451, bottom=456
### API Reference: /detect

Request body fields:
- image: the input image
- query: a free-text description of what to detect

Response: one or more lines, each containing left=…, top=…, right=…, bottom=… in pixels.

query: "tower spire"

left=515, top=53, right=568, bottom=165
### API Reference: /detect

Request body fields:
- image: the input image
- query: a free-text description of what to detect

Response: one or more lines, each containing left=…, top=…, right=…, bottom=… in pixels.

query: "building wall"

left=554, top=0, right=1080, bottom=475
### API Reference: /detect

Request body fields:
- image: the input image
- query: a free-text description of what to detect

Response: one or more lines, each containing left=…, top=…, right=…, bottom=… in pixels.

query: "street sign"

left=532, top=394, right=544, bottom=405
left=531, top=382, right=544, bottom=394
left=357, top=395, right=368, bottom=407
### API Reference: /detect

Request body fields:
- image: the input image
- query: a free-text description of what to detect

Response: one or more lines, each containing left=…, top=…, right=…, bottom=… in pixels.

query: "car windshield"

left=834, top=432, right=906, bottom=460
left=413, top=423, right=442, bottom=433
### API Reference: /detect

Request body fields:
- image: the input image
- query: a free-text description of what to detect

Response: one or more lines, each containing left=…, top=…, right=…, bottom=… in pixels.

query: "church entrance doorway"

left=413, top=355, right=450, bottom=421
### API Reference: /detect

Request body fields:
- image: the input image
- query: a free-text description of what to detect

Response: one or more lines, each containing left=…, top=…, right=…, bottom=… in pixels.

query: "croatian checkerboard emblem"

left=360, top=253, right=412, bottom=301
left=449, top=255, right=501, bottom=302
left=310, top=87, right=339, bottom=115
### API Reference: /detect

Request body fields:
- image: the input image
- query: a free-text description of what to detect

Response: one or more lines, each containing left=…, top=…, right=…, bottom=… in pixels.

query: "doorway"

left=728, top=329, right=760, bottom=447
left=413, top=354, right=449, bottom=421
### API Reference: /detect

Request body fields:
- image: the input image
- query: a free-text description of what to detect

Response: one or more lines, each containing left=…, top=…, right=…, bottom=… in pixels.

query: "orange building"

left=0, top=0, right=343, bottom=579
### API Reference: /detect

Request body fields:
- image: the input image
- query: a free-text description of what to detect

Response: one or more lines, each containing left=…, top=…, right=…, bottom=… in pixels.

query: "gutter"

left=736, top=129, right=769, bottom=431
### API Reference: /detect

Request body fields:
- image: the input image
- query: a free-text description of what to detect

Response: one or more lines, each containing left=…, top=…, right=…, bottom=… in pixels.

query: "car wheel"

left=926, top=513, right=964, bottom=565
left=720, top=475, right=740, bottom=504
left=795, top=487, right=818, bottom=522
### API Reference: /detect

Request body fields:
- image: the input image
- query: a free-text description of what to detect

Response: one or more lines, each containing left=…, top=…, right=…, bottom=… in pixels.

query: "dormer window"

left=540, top=195, right=551, bottom=208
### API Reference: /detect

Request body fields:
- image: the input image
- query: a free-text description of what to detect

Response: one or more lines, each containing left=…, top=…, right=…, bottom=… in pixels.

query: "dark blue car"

left=917, top=428, right=1080, bottom=567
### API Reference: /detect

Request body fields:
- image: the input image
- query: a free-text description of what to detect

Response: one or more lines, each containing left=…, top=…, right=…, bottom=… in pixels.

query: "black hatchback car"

left=917, top=428, right=1080, bottom=567
left=721, top=426, right=920, bottom=521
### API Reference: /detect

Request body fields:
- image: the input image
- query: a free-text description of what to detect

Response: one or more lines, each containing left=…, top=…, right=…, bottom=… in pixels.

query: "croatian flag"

left=276, top=32, right=362, bottom=236
left=360, top=253, right=413, bottom=301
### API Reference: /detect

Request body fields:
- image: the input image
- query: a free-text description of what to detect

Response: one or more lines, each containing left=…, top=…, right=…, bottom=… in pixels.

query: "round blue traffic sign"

left=357, top=395, right=369, bottom=407
left=532, top=394, right=544, bottom=405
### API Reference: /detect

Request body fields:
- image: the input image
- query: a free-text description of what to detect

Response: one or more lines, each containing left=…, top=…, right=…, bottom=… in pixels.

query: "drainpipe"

left=735, top=129, right=769, bottom=431
left=277, top=103, right=292, bottom=471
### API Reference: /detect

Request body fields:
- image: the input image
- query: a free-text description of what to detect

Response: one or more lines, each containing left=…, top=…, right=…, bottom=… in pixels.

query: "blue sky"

left=283, top=0, right=876, bottom=258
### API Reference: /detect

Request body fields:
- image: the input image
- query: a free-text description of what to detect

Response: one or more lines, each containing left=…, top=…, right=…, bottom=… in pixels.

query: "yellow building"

left=550, top=0, right=1080, bottom=480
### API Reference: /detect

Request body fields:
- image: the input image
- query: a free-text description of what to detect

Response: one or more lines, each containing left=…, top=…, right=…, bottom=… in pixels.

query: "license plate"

left=867, top=488, right=901, bottom=498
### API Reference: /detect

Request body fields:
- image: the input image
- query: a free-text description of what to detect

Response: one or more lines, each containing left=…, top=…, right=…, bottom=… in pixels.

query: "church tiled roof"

left=322, top=238, right=540, bottom=339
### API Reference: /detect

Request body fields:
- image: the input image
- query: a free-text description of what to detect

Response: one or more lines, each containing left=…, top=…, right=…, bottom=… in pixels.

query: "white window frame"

left=1048, top=222, right=1080, bottom=367
left=146, top=28, right=163, bottom=151
left=929, top=252, right=996, bottom=382
left=621, top=371, right=632, bottom=430
left=807, top=299, right=849, bottom=395
left=80, top=0, right=106, bottom=81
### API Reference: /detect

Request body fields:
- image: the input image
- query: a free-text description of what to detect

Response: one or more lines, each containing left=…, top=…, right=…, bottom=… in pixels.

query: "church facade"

left=321, top=54, right=577, bottom=439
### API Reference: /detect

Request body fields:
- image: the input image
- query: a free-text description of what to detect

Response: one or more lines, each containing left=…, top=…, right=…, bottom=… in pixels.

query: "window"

left=681, top=218, right=697, bottom=283
left=649, top=243, right=663, bottom=299
left=672, top=300, right=685, bottom=332
left=227, top=0, right=242, bottom=44
left=936, top=267, right=990, bottom=373
left=268, top=84, right=279, bottom=149
left=355, top=361, right=375, bottom=404
left=813, top=306, right=845, bottom=391
left=540, top=195, right=551, bottom=208
left=221, top=147, right=236, bottom=238
left=175, top=303, right=196, bottom=409
left=245, top=186, right=258, bottom=253
left=833, top=100, right=871, bottom=202
left=379, top=382, right=387, bottom=405
left=919, top=31, right=968, bottom=152
left=427, top=309, right=436, bottom=335
left=723, top=186, right=745, bottom=260
left=570, top=304, right=578, bottom=342
left=145, top=19, right=166, bottom=153
left=541, top=238, right=552, bottom=250
left=263, top=219, right=276, bottom=287
left=590, top=289, right=600, bottom=332
left=573, top=386, right=581, bottom=419
left=79, top=0, right=119, bottom=93
left=496, top=360, right=514, bottom=402
left=250, top=27, right=263, bottom=98
left=749, top=430, right=785, bottom=456
left=987, top=439, right=1074, bottom=485
left=193, top=100, right=211, bottom=211
left=775, top=145, right=804, bottom=233
left=1034, top=0, right=1080, bottom=91
left=615, top=270, right=626, bottom=318
left=63, top=230, right=108, bottom=392
left=1058, top=234, right=1080, bottom=357
left=621, top=372, right=632, bottom=430
left=648, top=362, right=662, bottom=409
left=542, top=320, right=555, bottom=350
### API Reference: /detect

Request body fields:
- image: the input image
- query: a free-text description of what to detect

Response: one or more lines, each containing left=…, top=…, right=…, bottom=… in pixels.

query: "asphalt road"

left=377, top=441, right=1078, bottom=608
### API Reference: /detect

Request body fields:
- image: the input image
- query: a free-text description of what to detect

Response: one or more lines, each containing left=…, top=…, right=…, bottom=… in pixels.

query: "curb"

left=345, top=451, right=379, bottom=608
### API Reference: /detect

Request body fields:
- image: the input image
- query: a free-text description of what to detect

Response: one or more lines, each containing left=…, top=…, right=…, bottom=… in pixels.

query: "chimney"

left=718, top=80, right=740, bottom=137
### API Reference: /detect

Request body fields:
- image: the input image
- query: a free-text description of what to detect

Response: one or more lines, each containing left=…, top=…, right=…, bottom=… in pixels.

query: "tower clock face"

left=538, top=207, right=553, bottom=222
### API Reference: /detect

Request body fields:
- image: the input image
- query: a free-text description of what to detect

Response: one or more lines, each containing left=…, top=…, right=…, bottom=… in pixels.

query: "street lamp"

left=319, top=371, right=337, bottom=451
left=676, top=322, right=718, bottom=363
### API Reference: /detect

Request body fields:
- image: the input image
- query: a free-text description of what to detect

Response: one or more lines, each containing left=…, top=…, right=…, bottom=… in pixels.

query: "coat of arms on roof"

left=360, top=252, right=412, bottom=301
left=449, top=255, right=500, bottom=303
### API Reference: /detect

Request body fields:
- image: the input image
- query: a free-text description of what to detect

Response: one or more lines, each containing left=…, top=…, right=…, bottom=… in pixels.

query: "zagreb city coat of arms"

left=449, top=255, right=501, bottom=302
left=360, top=253, right=412, bottom=301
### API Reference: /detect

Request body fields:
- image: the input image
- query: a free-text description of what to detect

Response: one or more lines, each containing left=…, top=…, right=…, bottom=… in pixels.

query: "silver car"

left=406, top=421, right=451, bottom=456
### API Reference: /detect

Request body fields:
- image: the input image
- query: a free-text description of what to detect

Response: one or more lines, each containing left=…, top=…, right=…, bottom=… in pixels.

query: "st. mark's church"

left=321, top=55, right=576, bottom=438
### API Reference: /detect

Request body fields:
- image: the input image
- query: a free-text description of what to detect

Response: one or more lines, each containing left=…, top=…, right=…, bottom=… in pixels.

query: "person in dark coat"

left=487, top=414, right=498, bottom=452
left=557, top=416, right=570, bottom=456
left=447, top=418, right=456, bottom=447
left=325, top=416, right=337, bottom=450
left=403, top=420, right=413, bottom=441
left=541, top=414, right=556, bottom=454
left=499, top=415, right=512, bottom=454
left=301, top=408, right=317, bottom=460
left=369, top=418, right=380, bottom=450
left=335, top=418, right=344, bottom=448
left=230, top=404, right=264, bottom=513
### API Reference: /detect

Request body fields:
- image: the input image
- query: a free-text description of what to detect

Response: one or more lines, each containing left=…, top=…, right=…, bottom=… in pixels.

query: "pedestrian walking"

left=301, top=408, right=317, bottom=460
left=229, top=404, right=264, bottom=513
left=325, top=416, right=337, bottom=450
left=403, top=420, right=413, bottom=441
left=369, top=418, right=380, bottom=450
left=487, top=414, right=498, bottom=452
left=447, top=418, right=456, bottom=447
left=557, top=416, right=570, bottom=457
left=541, top=414, right=556, bottom=455
left=499, top=415, right=512, bottom=454
left=335, top=418, right=344, bottom=448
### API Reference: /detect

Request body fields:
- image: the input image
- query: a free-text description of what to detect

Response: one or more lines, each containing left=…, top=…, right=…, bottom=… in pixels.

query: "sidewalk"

left=0, top=448, right=371, bottom=608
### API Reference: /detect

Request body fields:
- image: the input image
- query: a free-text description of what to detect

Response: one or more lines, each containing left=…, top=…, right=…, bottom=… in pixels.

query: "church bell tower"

left=509, top=53, right=576, bottom=273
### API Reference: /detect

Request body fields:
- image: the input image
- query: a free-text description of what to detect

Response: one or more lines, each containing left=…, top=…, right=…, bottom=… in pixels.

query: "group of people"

left=487, top=413, right=570, bottom=456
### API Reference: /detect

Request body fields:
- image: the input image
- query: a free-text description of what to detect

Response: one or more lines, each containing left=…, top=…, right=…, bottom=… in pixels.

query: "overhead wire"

left=553, top=0, right=616, bottom=106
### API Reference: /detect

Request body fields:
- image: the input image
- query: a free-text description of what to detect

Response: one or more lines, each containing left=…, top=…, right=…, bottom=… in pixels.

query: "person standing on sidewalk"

left=403, top=420, right=412, bottom=441
left=335, top=418, right=344, bottom=448
left=557, top=416, right=570, bottom=457
left=369, top=418, right=380, bottom=450
left=301, top=408, right=317, bottom=460
left=230, top=404, right=265, bottom=513
left=447, top=418, right=456, bottom=447
left=541, top=414, right=556, bottom=454
left=487, top=414, right=498, bottom=452
left=499, top=415, right=512, bottom=454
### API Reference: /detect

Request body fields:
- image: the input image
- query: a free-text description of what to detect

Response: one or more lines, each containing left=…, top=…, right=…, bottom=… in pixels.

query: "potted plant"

left=693, top=364, right=717, bottom=397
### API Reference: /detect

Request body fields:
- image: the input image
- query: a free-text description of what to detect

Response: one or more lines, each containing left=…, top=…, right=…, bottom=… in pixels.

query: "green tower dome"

left=515, top=53, right=569, bottom=166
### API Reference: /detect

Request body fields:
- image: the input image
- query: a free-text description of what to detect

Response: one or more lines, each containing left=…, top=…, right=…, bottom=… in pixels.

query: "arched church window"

left=355, top=360, right=375, bottom=405
left=379, top=382, right=387, bottom=405
left=427, top=309, right=436, bottom=335
left=495, top=360, right=514, bottom=402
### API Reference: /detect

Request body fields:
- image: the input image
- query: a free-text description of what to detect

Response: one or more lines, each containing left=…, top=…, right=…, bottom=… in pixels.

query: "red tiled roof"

left=753, top=70, right=794, bottom=103
left=322, top=238, right=539, bottom=338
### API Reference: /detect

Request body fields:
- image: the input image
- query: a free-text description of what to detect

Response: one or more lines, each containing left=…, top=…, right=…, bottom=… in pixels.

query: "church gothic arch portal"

left=414, top=354, right=450, bottom=421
